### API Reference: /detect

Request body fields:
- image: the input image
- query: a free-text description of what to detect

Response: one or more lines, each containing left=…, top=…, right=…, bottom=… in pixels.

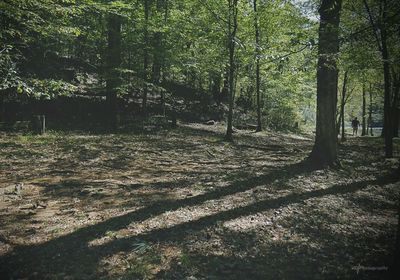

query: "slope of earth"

left=0, top=124, right=399, bottom=279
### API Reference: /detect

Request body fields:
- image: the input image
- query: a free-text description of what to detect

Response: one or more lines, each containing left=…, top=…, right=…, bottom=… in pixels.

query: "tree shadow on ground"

left=155, top=226, right=393, bottom=280
left=1, top=127, right=398, bottom=279
left=0, top=161, right=307, bottom=278
left=1, top=163, right=397, bottom=279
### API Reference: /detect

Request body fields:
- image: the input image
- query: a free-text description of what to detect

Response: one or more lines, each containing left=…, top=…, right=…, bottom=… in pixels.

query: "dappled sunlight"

left=2, top=0, right=400, bottom=278
left=0, top=125, right=399, bottom=279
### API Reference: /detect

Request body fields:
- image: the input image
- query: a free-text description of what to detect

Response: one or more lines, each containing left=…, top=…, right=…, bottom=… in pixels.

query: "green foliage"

left=264, top=93, right=300, bottom=131
left=27, top=79, right=78, bottom=99
left=1, top=0, right=394, bottom=131
left=0, top=46, right=21, bottom=91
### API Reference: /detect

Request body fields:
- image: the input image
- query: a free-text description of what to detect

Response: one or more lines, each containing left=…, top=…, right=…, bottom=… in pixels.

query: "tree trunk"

left=367, top=87, right=369, bottom=135
left=225, top=0, right=238, bottom=141
left=381, top=17, right=393, bottom=156
left=393, top=108, right=400, bottom=138
left=389, top=163, right=400, bottom=277
left=336, top=112, right=342, bottom=138
left=142, top=0, right=150, bottom=114
left=153, top=0, right=167, bottom=114
left=152, top=1, right=164, bottom=85
left=106, top=12, right=122, bottom=131
left=340, top=70, right=348, bottom=141
left=363, top=0, right=393, bottom=157
left=391, top=203, right=400, bottom=277
left=392, top=74, right=400, bottom=137
left=362, top=84, right=367, bottom=136
left=32, top=115, right=46, bottom=135
left=308, top=0, right=342, bottom=166
left=0, top=90, right=5, bottom=123
left=160, top=0, right=169, bottom=83
left=380, top=0, right=394, bottom=156
left=253, top=0, right=262, bottom=132
left=369, top=83, right=374, bottom=136
left=212, top=74, right=222, bottom=105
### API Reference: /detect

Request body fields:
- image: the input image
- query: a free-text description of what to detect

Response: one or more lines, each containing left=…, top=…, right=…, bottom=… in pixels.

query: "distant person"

left=352, top=117, right=360, bottom=136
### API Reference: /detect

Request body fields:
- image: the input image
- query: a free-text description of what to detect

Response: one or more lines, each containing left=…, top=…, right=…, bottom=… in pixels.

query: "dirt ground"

left=0, top=123, right=399, bottom=279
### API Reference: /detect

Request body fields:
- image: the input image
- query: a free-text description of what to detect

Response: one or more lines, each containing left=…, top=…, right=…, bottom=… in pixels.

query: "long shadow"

left=2, top=167, right=398, bottom=278
left=0, top=161, right=309, bottom=278
left=156, top=252, right=317, bottom=280
left=155, top=222, right=394, bottom=280
left=154, top=229, right=324, bottom=280
left=84, top=174, right=398, bottom=280
left=99, top=174, right=398, bottom=247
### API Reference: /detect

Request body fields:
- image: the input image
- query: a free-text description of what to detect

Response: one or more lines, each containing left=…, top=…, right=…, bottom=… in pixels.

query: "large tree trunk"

left=308, top=0, right=342, bottom=166
left=362, top=84, right=367, bottom=136
left=106, top=12, right=122, bottom=131
left=253, top=0, right=262, bottom=132
left=225, top=0, right=238, bottom=141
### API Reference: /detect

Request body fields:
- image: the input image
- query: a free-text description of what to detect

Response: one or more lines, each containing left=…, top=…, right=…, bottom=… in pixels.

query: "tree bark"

left=0, top=90, right=5, bottom=123
left=369, top=83, right=374, bottom=136
left=106, top=12, right=122, bottom=131
left=389, top=163, right=400, bottom=277
left=391, top=203, right=400, bottom=277
left=160, top=0, right=168, bottom=83
left=381, top=4, right=393, bottom=156
left=363, top=0, right=393, bottom=157
left=340, top=70, right=348, bottom=141
left=394, top=109, right=399, bottom=138
left=362, top=84, right=367, bottom=136
left=253, top=0, right=262, bottom=132
left=392, top=74, right=400, bottom=137
left=152, top=0, right=168, bottom=115
left=308, top=0, right=342, bottom=166
left=225, top=0, right=238, bottom=141
left=367, top=84, right=370, bottom=135
left=152, top=1, right=164, bottom=85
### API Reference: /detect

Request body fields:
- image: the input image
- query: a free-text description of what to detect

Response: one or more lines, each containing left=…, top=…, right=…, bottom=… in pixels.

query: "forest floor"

left=0, top=123, right=399, bottom=280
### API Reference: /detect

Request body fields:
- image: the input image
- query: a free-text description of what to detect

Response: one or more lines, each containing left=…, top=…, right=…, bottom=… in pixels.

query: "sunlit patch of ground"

left=0, top=124, right=399, bottom=279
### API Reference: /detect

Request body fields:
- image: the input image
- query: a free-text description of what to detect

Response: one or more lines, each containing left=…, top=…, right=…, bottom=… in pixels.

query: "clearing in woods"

left=0, top=123, right=399, bottom=279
